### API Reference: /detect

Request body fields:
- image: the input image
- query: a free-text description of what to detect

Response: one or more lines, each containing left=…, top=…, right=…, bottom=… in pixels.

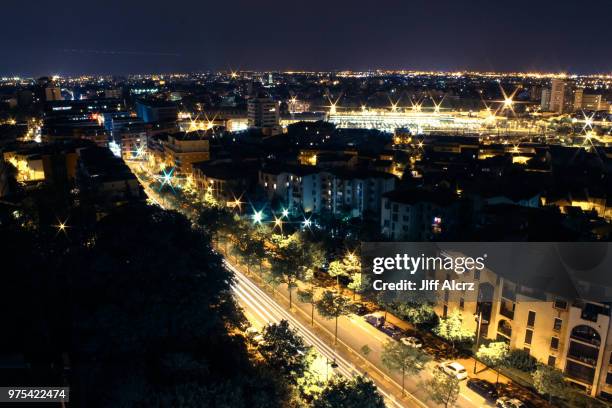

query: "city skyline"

left=2, top=0, right=612, bottom=76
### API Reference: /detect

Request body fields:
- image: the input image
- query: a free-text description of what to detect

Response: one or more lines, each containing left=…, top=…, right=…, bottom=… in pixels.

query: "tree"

left=347, top=271, right=370, bottom=300
left=298, top=241, right=326, bottom=283
left=238, top=226, right=266, bottom=275
left=392, top=291, right=438, bottom=328
left=532, top=364, right=567, bottom=403
left=476, top=341, right=509, bottom=383
left=269, top=234, right=302, bottom=308
left=259, top=320, right=309, bottom=385
left=298, top=287, right=316, bottom=326
left=505, top=348, right=537, bottom=372
left=394, top=302, right=437, bottom=328
left=63, top=204, right=288, bottom=407
left=423, top=370, right=460, bottom=408
left=434, top=310, right=474, bottom=353
left=297, top=241, right=325, bottom=326
left=381, top=340, right=430, bottom=396
left=315, top=290, right=351, bottom=345
left=313, top=375, right=385, bottom=408
left=328, top=260, right=349, bottom=292
left=249, top=228, right=268, bottom=276
left=196, top=204, right=232, bottom=245
left=328, top=252, right=360, bottom=293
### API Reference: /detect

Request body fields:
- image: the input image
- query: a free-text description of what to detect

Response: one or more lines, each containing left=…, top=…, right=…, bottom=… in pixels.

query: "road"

left=230, top=260, right=413, bottom=408
left=229, top=260, right=490, bottom=408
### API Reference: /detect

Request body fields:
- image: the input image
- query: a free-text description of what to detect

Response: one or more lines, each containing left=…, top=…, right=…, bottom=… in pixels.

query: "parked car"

left=400, top=336, right=423, bottom=348
left=438, top=361, right=468, bottom=380
left=380, top=322, right=403, bottom=340
left=364, top=313, right=385, bottom=328
left=496, top=397, right=525, bottom=408
left=349, top=302, right=368, bottom=316
left=467, top=379, right=498, bottom=400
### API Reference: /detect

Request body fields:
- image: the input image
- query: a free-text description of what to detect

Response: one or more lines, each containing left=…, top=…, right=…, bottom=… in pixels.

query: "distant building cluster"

left=541, top=78, right=611, bottom=114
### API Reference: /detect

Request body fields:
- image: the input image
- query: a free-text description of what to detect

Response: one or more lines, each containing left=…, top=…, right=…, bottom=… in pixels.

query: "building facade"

left=247, top=95, right=281, bottom=136
left=430, top=258, right=612, bottom=399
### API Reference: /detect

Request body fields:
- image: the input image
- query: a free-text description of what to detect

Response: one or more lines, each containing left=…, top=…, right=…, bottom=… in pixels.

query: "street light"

left=302, top=217, right=312, bottom=228
left=252, top=210, right=263, bottom=224
left=274, top=216, right=283, bottom=234
left=281, top=208, right=289, bottom=218
left=54, top=217, right=69, bottom=237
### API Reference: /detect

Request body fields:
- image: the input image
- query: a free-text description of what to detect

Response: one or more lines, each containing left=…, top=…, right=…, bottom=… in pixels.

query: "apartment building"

left=430, top=252, right=612, bottom=399
left=259, top=162, right=323, bottom=213
left=258, top=163, right=396, bottom=218
left=329, top=169, right=396, bottom=218
left=163, top=131, right=210, bottom=174
left=192, top=161, right=258, bottom=205
left=381, top=188, right=460, bottom=240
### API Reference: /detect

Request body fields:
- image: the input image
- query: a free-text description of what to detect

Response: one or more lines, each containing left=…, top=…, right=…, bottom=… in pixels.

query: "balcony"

left=499, top=300, right=515, bottom=320
left=497, top=320, right=512, bottom=338
left=501, top=284, right=516, bottom=302
left=567, top=341, right=599, bottom=366
left=570, top=325, right=602, bottom=347
left=565, top=360, right=595, bottom=384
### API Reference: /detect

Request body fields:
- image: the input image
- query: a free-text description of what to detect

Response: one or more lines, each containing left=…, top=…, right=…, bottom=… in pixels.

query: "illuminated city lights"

left=252, top=210, right=263, bottom=224
left=155, top=167, right=177, bottom=192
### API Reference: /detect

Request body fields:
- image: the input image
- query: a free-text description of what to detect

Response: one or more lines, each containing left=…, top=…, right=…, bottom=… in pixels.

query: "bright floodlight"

left=281, top=208, right=289, bottom=218
left=302, top=218, right=312, bottom=228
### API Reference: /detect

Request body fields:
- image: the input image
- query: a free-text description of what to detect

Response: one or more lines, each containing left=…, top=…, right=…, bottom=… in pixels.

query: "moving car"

left=438, top=361, right=468, bottom=380
left=496, top=397, right=525, bottom=408
left=467, top=378, right=498, bottom=400
left=400, top=336, right=423, bottom=348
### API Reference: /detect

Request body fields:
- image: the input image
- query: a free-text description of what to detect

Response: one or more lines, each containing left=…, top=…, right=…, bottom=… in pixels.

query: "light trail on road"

left=228, top=260, right=422, bottom=408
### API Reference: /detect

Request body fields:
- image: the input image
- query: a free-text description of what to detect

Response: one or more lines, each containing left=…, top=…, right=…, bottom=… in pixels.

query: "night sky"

left=2, top=0, right=611, bottom=75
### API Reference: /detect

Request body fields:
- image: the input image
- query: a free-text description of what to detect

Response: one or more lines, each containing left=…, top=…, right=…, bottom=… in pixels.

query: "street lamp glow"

left=302, top=217, right=312, bottom=228
left=54, top=217, right=69, bottom=235
left=582, top=112, right=595, bottom=132
left=281, top=208, right=289, bottom=218
left=252, top=210, right=263, bottom=224
left=274, top=217, right=283, bottom=228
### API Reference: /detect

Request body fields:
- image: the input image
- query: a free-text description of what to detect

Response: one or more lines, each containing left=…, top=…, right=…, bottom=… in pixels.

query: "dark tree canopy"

left=1, top=202, right=291, bottom=407
left=259, top=320, right=309, bottom=384
left=313, top=375, right=386, bottom=408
